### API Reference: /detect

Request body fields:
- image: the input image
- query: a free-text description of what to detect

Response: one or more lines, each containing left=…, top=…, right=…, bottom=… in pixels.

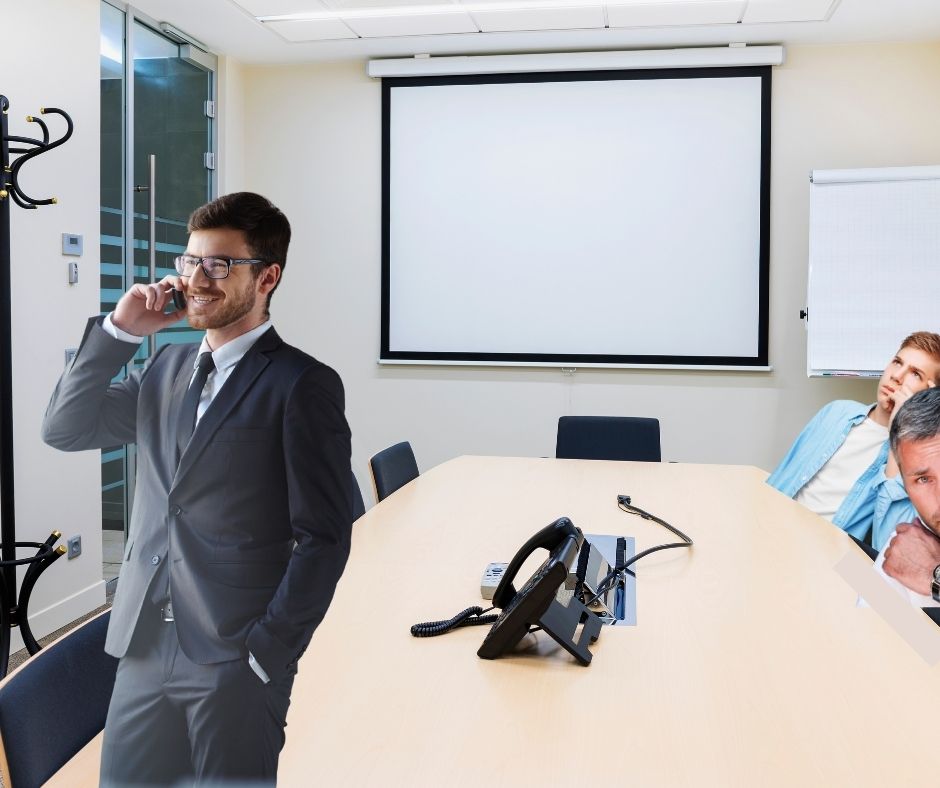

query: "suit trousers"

left=99, top=608, right=296, bottom=787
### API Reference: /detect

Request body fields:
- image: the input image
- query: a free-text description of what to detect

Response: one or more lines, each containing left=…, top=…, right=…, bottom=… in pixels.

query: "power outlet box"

left=67, top=535, right=82, bottom=559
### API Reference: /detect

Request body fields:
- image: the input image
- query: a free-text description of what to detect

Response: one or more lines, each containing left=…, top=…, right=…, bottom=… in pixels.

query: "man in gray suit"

left=42, top=192, right=352, bottom=785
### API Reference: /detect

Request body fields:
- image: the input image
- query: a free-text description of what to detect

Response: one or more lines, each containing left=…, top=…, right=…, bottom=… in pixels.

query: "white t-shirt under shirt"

left=795, top=416, right=887, bottom=521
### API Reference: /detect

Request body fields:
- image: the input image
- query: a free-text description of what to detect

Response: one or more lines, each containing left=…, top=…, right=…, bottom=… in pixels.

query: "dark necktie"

left=176, top=351, right=215, bottom=457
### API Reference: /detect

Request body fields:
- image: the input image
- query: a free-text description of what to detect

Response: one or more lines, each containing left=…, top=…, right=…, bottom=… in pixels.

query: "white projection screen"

left=381, top=67, right=771, bottom=368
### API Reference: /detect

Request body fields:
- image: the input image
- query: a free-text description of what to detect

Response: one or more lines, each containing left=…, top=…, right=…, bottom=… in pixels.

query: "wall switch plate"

left=65, top=348, right=77, bottom=368
left=67, top=535, right=82, bottom=559
left=68, top=261, right=79, bottom=284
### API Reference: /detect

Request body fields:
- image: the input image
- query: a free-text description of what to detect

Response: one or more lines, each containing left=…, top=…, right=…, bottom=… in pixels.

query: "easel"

left=0, top=95, right=74, bottom=677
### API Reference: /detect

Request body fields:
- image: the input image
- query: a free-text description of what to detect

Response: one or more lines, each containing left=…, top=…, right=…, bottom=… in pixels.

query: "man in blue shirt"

left=767, top=332, right=940, bottom=550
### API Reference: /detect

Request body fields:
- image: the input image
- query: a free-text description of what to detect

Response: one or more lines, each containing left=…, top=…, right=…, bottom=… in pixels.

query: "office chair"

left=0, top=609, right=117, bottom=788
left=369, top=441, right=419, bottom=503
left=556, top=416, right=662, bottom=462
left=352, top=471, right=366, bottom=521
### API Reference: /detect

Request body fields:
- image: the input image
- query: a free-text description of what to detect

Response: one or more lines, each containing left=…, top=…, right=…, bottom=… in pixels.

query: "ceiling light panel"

left=472, top=6, right=605, bottom=33
left=323, top=0, right=458, bottom=9
left=235, top=0, right=333, bottom=15
left=741, top=0, right=837, bottom=24
left=266, top=18, right=359, bottom=40
left=343, top=10, right=479, bottom=36
left=607, top=0, right=744, bottom=29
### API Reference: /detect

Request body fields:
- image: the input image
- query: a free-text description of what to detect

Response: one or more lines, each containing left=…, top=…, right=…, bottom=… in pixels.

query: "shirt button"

left=170, top=505, right=182, bottom=516
left=151, top=555, right=161, bottom=566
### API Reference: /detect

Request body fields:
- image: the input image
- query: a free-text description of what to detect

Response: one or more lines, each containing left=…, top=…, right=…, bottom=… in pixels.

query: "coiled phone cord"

left=410, top=606, right=499, bottom=637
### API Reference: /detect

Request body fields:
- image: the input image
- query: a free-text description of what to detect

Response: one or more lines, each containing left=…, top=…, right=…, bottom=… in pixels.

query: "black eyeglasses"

left=174, top=255, right=267, bottom=280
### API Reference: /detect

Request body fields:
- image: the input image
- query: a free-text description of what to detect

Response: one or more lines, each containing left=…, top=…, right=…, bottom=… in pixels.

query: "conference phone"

left=411, top=517, right=603, bottom=666
left=410, top=498, right=694, bottom=667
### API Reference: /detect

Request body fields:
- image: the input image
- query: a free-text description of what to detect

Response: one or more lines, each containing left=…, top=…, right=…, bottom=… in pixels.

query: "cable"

left=586, top=495, right=694, bottom=604
left=410, top=606, right=499, bottom=638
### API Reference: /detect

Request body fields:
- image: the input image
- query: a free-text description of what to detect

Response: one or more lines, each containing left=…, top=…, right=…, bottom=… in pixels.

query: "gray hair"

left=890, top=387, right=940, bottom=458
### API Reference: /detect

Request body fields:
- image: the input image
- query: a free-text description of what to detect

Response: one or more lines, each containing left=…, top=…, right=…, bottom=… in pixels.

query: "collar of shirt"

left=191, top=321, right=273, bottom=424
left=195, top=320, right=273, bottom=376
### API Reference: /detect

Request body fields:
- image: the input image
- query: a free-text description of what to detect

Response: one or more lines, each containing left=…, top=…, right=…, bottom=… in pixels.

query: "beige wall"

left=238, top=43, right=940, bottom=504
left=2, top=0, right=105, bottom=648
left=217, top=55, right=247, bottom=195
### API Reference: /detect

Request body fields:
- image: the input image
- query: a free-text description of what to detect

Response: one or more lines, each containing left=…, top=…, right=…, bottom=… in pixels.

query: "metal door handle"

left=134, top=156, right=157, bottom=355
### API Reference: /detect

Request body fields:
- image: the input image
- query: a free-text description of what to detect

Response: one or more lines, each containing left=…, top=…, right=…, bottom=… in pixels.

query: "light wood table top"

left=50, top=456, right=940, bottom=787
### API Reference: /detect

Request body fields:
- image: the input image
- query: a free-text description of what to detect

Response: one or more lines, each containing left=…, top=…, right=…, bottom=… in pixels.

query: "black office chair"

left=370, top=441, right=419, bottom=503
left=556, top=416, right=662, bottom=462
left=0, top=609, right=117, bottom=788
left=351, top=471, right=366, bottom=521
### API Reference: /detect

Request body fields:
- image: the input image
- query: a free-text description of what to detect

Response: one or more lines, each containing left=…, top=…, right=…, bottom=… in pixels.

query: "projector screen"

left=381, top=67, right=770, bottom=368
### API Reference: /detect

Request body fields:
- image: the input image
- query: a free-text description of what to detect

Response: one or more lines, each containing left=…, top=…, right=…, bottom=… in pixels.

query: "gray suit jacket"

left=42, top=317, right=352, bottom=682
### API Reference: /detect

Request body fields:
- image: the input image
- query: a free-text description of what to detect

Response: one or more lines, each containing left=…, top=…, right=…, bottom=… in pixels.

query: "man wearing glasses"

left=42, top=192, right=352, bottom=786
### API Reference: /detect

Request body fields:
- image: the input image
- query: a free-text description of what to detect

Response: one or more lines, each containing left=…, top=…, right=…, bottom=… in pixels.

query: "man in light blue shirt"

left=767, top=332, right=940, bottom=550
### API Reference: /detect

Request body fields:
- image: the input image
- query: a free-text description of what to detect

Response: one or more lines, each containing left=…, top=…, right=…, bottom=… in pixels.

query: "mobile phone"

left=171, top=288, right=186, bottom=311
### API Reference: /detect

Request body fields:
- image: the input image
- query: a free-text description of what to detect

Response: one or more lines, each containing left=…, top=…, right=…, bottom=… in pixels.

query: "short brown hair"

left=188, top=192, right=291, bottom=313
left=900, top=331, right=940, bottom=383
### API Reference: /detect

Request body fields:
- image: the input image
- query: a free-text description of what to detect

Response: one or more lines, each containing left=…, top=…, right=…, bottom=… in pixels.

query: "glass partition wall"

left=99, top=1, right=216, bottom=585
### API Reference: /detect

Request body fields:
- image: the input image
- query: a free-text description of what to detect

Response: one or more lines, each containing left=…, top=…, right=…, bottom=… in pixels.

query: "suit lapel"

left=171, top=328, right=281, bottom=489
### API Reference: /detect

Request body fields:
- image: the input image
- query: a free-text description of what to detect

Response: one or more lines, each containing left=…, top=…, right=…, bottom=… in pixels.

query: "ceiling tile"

left=742, top=0, right=836, bottom=24
left=265, top=18, right=359, bottom=40
left=607, top=1, right=744, bottom=29
left=343, top=11, right=479, bottom=37
left=473, top=6, right=606, bottom=33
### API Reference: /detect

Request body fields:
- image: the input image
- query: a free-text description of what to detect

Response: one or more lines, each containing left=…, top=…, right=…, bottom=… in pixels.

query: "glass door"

left=99, top=2, right=215, bottom=582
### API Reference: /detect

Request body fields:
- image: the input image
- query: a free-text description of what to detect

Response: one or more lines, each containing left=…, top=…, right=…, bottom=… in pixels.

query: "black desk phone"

left=478, top=517, right=602, bottom=665
left=413, top=499, right=693, bottom=666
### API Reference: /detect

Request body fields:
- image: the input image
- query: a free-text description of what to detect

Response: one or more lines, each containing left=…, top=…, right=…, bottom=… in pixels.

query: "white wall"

left=2, top=0, right=105, bottom=648
left=238, top=44, right=940, bottom=504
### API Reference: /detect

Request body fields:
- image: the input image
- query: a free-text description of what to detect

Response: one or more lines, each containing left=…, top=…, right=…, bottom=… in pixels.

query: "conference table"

left=51, top=456, right=940, bottom=786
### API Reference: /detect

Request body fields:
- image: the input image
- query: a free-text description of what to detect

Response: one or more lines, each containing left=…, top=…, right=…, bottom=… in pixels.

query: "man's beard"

left=186, top=277, right=257, bottom=330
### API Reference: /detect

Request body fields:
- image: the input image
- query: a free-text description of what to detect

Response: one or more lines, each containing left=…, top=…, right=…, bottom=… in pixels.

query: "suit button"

left=151, top=555, right=161, bottom=565
left=170, top=505, right=182, bottom=516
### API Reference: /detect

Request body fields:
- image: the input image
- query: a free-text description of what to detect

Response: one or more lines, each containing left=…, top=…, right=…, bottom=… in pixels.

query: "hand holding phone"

left=112, top=275, right=186, bottom=336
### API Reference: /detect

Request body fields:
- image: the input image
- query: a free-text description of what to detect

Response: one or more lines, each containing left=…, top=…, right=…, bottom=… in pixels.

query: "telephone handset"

left=171, top=288, right=186, bottom=311
left=490, top=517, right=581, bottom=608
left=478, top=517, right=602, bottom=665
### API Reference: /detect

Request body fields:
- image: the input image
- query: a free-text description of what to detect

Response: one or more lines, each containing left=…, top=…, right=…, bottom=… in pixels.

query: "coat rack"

left=0, top=95, right=73, bottom=677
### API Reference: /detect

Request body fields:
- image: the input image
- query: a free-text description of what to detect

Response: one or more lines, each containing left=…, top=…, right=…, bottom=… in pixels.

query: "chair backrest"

left=556, top=416, right=662, bottom=462
left=0, top=609, right=117, bottom=788
left=351, top=470, right=366, bottom=521
left=370, top=441, right=419, bottom=502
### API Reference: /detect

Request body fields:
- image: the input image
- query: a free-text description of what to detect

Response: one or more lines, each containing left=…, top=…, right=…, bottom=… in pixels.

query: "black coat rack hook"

left=2, top=103, right=73, bottom=209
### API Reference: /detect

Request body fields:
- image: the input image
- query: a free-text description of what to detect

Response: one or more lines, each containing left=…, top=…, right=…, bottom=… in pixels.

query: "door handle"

left=133, top=154, right=157, bottom=356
